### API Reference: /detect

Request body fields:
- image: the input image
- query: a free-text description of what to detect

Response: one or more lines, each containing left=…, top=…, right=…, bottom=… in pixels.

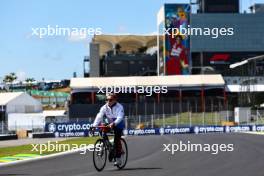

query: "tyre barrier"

left=124, top=125, right=264, bottom=136
left=44, top=122, right=264, bottom=137
left=0, top=134, right=18, bottom=141
left=32, top=132, right=55, bottom=138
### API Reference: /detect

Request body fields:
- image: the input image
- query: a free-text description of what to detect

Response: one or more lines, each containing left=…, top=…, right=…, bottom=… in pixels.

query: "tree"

left=25, top=78, right=35, bottom=90
left=3, top=72, right=17, bottom=84
left=3, top=72, right=17, bottom=91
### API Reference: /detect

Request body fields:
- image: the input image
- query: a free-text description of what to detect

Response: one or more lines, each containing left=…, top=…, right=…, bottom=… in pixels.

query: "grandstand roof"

left=70, top=75, right=225, bottom=91
left=92, top=34, right=157, bottom=56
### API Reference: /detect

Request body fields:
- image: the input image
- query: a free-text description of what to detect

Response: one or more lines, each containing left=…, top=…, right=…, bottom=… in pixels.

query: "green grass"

left=0, top=137, right=98, bottom=158
left=153, top=112, right=225, bottom=127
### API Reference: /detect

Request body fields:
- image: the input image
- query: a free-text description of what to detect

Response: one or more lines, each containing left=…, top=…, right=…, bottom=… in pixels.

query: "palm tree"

left=3, top=73, right=17, bottom=91
left=25, top=78, right=35, bottom=90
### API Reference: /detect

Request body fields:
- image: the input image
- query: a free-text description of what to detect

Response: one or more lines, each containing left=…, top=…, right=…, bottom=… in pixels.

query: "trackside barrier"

left=45, top=122, right=92, bottom=137
left=0, top=134, right=18, bottom=141
left=45, top=122, right=264, bottom=137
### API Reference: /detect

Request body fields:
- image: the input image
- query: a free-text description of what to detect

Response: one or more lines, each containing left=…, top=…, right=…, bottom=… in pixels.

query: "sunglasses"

left=106, top=98, right=114, bottom=102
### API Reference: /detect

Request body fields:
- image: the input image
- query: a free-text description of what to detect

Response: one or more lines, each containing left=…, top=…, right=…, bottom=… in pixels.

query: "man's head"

left=175, top=35, right=182, bottom=45
left=106, top=93, right=117, bottom=107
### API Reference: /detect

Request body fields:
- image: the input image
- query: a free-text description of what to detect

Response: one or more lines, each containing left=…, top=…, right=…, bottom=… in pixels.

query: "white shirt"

left=92, top=102, right=124, bottom=127
left=171, top=44, right=182, bottom=57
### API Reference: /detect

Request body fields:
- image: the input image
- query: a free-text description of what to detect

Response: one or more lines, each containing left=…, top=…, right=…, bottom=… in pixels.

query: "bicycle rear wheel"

left=116, top=138, right=128, bottom=169
left=93, top=139, right=107, bottom=171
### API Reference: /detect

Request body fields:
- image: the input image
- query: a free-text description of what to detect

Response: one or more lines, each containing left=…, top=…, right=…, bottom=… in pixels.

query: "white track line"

left=0, top=146, right=91, bottom=168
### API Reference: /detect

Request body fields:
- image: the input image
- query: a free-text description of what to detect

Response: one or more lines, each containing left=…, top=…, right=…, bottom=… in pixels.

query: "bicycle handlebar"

left=90, top=124, right=112, bottom=129
left=97, top=125, right=111, bottom=128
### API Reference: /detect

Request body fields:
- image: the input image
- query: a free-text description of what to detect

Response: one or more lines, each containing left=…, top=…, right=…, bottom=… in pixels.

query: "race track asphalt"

left=0, top=133, right=264, bottom=176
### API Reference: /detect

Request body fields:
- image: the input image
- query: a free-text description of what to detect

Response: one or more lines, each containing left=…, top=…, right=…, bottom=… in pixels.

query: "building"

left=69, top=75, right=225, bottom=119
left=73, top=0, right=264, bottom=120
left=157, top=1, right=264, bottom=76
left=88, top=35, right=157, bottom=77
left=0, top=92, right=42, bottom=121
left=157, top=0, right=264, bottom=107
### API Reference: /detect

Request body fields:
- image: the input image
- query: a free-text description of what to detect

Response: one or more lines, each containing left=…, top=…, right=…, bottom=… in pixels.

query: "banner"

left=45, top=122, right=264, bottom=137
left=45, top=122, right=92, bottom=137
left=164, top=4, right=191, bottom=75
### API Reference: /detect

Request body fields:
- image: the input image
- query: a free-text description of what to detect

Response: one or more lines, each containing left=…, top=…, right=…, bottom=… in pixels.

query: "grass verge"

left=0, top=137, right=98, bottom=158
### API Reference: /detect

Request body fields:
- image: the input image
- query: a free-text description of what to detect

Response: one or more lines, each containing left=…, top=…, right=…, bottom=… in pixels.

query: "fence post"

left=246, top=109, right=248, bottom=125
left=202, top=112, right=205, bottom=126
left=163, top=114, right=165, bottom=128
left=162, top=102, right=165, bottom=115
left=226, top=102, right=229, bottom=121
left=195, top=100, right=198, bottom=113
left=257, top=109, right=259, bottom=125
left=211, top=98, right=214, bottom=125
left=153, top=100, right=156, bottom=117
left=145, top=102, right=147, bottom=117
left=32, top=120, right=34, bottom=133
left=214, top=112, right=217, bottom=125
left=189, top=111, right=192, bottom=127
left=171, top=100, right=173, bottom=114
left=151, top=114, right=154, bottom=128
left=136, top=102, right=138, bottom=117
left=125, top=116, right=128, bottom=130
left=176, top=113, right=179, bottom=127
left=1, top=121, right=3, bottom=134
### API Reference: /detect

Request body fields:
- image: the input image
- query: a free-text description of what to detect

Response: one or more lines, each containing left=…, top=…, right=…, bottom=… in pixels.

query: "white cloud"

left=16, top=71, right=27, bottom=81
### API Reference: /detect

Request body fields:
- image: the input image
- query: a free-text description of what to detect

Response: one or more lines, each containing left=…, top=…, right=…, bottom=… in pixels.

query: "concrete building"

left=88, top=35, right=157, bottom=77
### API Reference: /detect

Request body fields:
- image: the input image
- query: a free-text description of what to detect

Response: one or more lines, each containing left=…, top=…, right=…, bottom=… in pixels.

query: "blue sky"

left=0, top=0, right=262, bottom=81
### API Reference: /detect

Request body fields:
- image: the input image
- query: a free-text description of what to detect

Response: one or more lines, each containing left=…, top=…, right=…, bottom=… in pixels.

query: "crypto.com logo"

left=48, top=123, right=56, bottom=133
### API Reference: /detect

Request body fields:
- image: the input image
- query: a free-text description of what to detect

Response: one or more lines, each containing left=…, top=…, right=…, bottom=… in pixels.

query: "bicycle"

left=90, top=125, right=128, bottom=172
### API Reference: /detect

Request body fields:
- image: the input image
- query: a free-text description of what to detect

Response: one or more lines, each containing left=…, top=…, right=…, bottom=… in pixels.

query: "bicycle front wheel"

left=93, top=139, right=107, bottom=172
left=116, top=138, right=128, bottom=170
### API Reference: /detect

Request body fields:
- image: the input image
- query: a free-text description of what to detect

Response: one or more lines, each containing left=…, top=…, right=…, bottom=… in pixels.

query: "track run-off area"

left=0, top=133, right=264, bottom=176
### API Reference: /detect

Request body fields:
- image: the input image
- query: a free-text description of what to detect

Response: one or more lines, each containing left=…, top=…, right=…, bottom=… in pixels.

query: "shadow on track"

left=0, top=174, right=30, bottom=176
left=108, top=167, right=162, bottom=171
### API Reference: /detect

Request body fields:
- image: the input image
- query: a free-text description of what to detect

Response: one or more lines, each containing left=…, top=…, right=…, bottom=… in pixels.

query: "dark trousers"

left=114, top=127, right=123, bottom=158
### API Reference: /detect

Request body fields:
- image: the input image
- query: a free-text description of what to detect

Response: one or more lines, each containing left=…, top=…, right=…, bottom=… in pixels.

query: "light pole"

left=229, top=55, right=264, bottom=69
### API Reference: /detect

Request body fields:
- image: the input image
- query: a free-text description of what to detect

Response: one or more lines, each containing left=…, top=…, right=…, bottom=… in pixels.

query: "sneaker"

left=114, top=157, right=122, bottom=166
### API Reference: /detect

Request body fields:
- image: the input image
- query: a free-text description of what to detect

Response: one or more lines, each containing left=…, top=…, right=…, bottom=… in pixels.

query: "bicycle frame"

left=97, top=126, right=114, bottom=152
left=91, top=125, right=128, bottom=171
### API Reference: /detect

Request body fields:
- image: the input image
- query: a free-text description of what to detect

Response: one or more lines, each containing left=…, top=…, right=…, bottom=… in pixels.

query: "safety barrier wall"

left=44, top=122, right=264, bottom=137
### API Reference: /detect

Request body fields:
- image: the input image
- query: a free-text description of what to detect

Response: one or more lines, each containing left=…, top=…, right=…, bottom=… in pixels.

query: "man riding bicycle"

left=92, top=93, right=124, bottom=166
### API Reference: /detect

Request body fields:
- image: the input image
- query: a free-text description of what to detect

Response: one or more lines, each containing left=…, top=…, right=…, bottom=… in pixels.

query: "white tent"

left=0, top=92, right=42, bottom=113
